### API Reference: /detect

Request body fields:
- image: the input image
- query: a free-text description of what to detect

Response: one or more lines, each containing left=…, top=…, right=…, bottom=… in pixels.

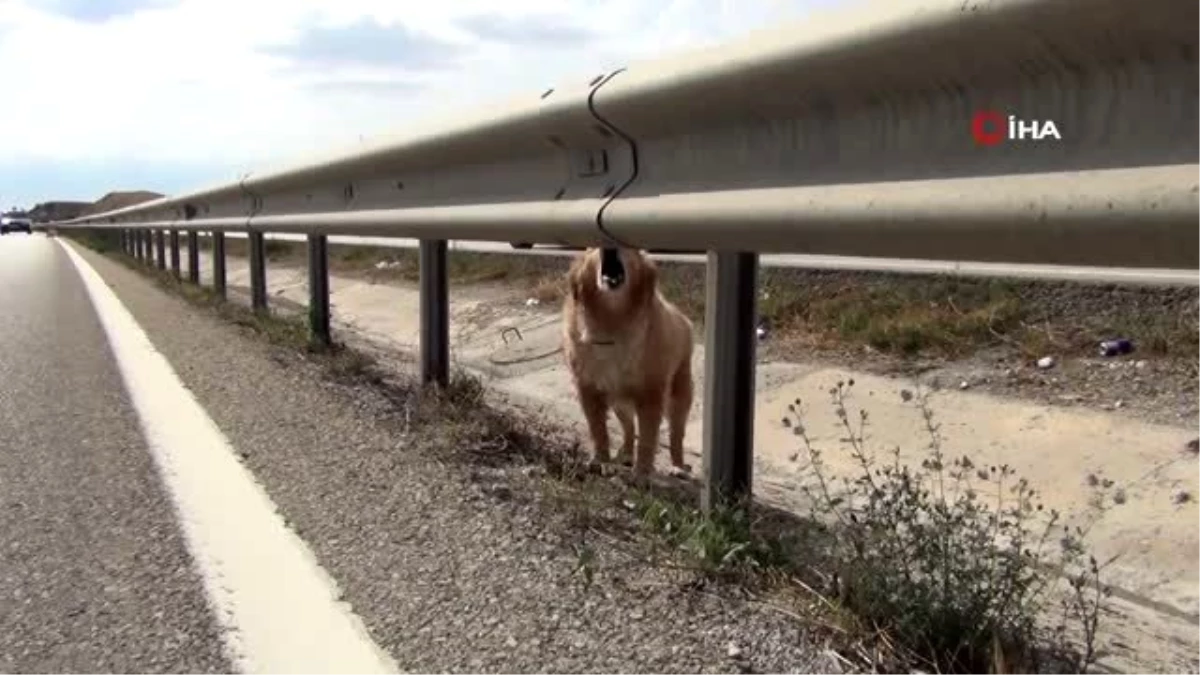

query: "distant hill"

left=28, top=200, right=90, bottom=223
left=81, top=190, right=165, bottom=217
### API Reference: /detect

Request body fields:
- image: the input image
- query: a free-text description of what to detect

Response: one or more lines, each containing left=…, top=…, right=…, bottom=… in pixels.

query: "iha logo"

left=971, top=111, right=1062, bottom=146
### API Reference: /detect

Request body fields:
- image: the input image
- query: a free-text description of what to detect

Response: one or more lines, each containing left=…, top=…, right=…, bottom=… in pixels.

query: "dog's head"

left=566, top=246, right=658, bottom=341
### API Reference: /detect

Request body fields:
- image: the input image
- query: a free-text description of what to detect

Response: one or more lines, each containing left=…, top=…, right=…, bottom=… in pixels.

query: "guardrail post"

left=169, top=230, right=181, bottom=279
left=307, top=234, right=331, bottom=347
left=701, top=251, right=758, bottom=513
left=155, top=230, right=166, bottom=270
left=138, top=230, right=147, bottom=262
left=419, top=239, right=449, bottom=387
left=248, top=231, right=268, bottom=312
left=212, top=232, right=226, bottom=300
left=186, top=231, right=200, bottom=283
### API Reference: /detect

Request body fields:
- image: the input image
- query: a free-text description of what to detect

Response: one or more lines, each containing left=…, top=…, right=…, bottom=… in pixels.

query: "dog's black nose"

left=600, top=248, right=625, bottom=289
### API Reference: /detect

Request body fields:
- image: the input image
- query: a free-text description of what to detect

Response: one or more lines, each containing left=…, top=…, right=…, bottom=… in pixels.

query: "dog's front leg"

left=578, top=385, right=612, bottom=466
left=613, top=400, right=637, bottom=467
left=633, top=395, right=664, bottom=477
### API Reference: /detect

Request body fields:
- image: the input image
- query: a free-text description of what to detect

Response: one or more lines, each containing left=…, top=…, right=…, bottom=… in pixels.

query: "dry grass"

left=207, top=238, right=570, bottom=288
left=80, top=232, right=1200, bottom=365
left=235, top=240, right=1198, bottom=362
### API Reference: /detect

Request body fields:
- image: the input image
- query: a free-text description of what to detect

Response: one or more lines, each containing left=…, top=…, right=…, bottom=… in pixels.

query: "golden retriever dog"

left=562, top=246, right=695, bottom=477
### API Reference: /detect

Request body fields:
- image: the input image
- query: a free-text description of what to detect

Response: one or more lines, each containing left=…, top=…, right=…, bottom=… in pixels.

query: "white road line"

left=58, top=240, right=401, bottom=675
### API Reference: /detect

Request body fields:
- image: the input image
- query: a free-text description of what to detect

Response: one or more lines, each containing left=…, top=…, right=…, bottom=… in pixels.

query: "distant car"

left=0, top=216, right=32, bottom=235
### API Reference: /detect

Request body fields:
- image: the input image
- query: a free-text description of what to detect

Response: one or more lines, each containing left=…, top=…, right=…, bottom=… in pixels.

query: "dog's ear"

left=630, top=252, right=659, bottom=308
left=566, top=255, right=589, bottom=301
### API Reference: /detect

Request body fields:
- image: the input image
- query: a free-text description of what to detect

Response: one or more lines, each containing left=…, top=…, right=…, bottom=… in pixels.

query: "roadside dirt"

left=225, top=237, right=1199, bottom=429
left=188, top=245, right=1199, bottom=674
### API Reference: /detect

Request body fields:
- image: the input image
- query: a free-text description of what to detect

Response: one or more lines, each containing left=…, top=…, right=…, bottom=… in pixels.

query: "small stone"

left=1135, top=360, right=1148, bottom=369
left=1185, top=439, right=1198, bottom=455
left=959, top=380, right=970, bottom=390
left=1174, top=490, right=1192, bottom=504
left=727, top=642, right=744, bottom=659
left=1114, top=399, right=1125, bottom=409
left=505, top=636, right=518, bottom=648
left=1036, top=356, right=1055, bottom=369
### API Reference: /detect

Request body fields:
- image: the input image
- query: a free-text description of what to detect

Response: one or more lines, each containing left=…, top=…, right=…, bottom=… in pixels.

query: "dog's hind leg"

left=613, top=399, right=636, bottom=466
left=666, top=358, right=694, bottom=477
left=577, top=385, right=612, bottom=467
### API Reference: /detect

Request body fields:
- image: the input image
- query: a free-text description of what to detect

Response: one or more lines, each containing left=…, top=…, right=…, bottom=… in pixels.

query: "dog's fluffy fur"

left=562, top=246, right=695, bottom=476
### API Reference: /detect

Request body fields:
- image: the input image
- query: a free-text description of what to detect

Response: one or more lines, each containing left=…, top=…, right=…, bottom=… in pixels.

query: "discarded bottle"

left=1098, top=338, right=1134, bottom=357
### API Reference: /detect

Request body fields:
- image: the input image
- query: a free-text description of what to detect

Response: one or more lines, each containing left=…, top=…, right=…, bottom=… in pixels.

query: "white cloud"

left=0, top=0, right=843, bottom=201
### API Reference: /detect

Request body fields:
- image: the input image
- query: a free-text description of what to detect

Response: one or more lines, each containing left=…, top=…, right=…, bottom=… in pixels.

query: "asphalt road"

left=0, top=233, right=229, bottom=672
left=0, top=233, right=395, bottom=673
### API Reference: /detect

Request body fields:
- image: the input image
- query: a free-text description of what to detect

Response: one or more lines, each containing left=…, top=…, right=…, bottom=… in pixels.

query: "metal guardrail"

left=194, top=231, right=1200, bottom=286
left=46, top=0, right=1200, bottom=510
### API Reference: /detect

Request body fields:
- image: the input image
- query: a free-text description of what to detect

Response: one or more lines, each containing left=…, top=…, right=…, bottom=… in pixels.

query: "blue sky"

left=0, top=0, right=844, bottom=207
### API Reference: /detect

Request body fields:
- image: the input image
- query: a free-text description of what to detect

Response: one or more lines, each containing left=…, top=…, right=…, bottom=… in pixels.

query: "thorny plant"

left=782, top=380, right=1116, bottom=673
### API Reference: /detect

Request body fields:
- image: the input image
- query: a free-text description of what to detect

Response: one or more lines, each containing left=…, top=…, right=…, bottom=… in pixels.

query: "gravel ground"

left=200, top=242, right=1200, bottom=430
left=331, top=247, right=1200, bottom=431
left=760, top=337, right=1199, bottom=431
left=76, top=245, right=842, bottom=672
left=0, top=237, right=229, bottom=673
